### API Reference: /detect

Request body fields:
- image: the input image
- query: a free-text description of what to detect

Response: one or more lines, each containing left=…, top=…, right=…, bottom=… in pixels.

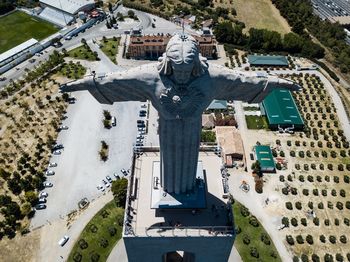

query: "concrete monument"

left=62, top=33, right=299, bottom=195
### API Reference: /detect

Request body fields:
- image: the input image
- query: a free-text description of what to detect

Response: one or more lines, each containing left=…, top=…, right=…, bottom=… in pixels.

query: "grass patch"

left=233, top=200, right=281, bottom=261
left=0, top=11, right=58, bottom=53
left=100, top=37, right=120, bottom=64
left=244, top=106, right=260, bottom=111
left=68, top=201, right=124, bottom=262
left=245, top=115, right=269, bottom=130
left=68, top=44, right=99, bottom=61
left=230, top=0, right=290, bottom=34
left=59, top=61, right=86, bottom=79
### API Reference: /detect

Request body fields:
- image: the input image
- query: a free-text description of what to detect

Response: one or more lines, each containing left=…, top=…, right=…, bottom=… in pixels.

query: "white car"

left=48, top=162, right=57, bottom=167
left=59, top=125, right=69, bottom=130
left=45, top=170, right=55, bottom=176
left=39, top=191, right=48, bottom=198
left=105, top=183, right=111, bottom=188
left=58, top=236, right=69, bottom=246
left=97, top=185, right=105, bottom=192
left=141, top=104, right=147, bottom=108
left=53, top=150, right=61, bottom=155
left=44, top=182, right=53, bottom=187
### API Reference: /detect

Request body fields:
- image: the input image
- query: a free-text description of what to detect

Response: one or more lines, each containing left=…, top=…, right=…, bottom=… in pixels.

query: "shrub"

left=250, top=247, right=259, bottom=258
left=329, top=235, right=336, bottom=244
left=282, top=217, right=289, bottom=227
left=331, top=189, right=337, bottom=196
left=340, top=189, right=346, bottom=197
left=328, top=201, right=333, bottom=209
left=279, top=175, right=285, bottom=182
left=322, top=189, right=327, bottom=196
left=306, top=234, right=313, bottom=245
left=346, top=201, right=350, bottom=209
left=325, top=219, right=330, bottom=226
left=249, top=216, right=259, bottom=227
left=286, top=202, right=293, bottom=210
left=313, top=189, right=319, bottom=196
left=311, top=254, right=320, bottom=262
left=73, top=252, right=82, bottom=262
left=286, top=235, right=294, bottom=245
left=307, top=175, right=314, bottom=182
left=334, top=176, right=339, bottom=183
left=335, top=254, right=343, bottom=262
left=336, top=202, right=343, bottom=210
left=108, top=226, right=117, bottom=236
left=90, top=252, right=100, bottom=262
left=301, top=254, right=309, bottom=262
left=282, top=187, right=289, bottom=195
left=291, top=218, right=298, bottom=227
left=318, top=202, right=324, bottom=209
left=301, top=218, right=307, bottom=226
left=99, top=237, right=109, bottom=248
left=335, top=218, right=339, bottom=226
left=344, top=175, right=349, bottom=183
left=340, top=235, right=347, bottom=244
left=325, top=175, right=330, bottom=182
left=78, top=239, right=88, bottom=249
left=291, top=187, right=298, bottom=195
left=296, top=235, right=304, bottom=244
left=299, top=175, right=304, bottom=182
left=324, top=254, right=333, bottom=262
left=295, top=202, right=302, bottom=210
left=308, top=201, right=314, bottom=209
left=344, top=218, right=350, bottom=226
left=240, top=205, right=250, bottom=217
left=260, top=233, right=270, bottom=245
left=302, top=189, right=309, bottom=196
left=320, top=235, right=326, bottom=243
left=243, top=234, right=250, bottom=244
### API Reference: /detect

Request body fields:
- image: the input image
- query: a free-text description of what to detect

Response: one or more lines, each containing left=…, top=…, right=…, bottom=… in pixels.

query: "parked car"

left=38, top=198, right=47, bottom=204
left=45, top=170, right=55, bottom=176
left=58, top=236, right=69, bottom=246
left=139, top=111, right=146, bottom=117
left=39, top=191, right=48, bottom=198
left=135, top=143, right=143, bottom=147
left=97, top=185, right=105, bottom=191
left=137, top=135, right=144, bottom=139
left=121, top=169, right=128, bottom=176
left=137, top=120, right=144, bottom=124
left=59, top=125, right=69, bottom=130
left=48, top=162, right=57, bottom=167
left=112, top=116, right=117, bottom=126
left=52, top=144, right=64, bottom=151
left=114, top=173, right=120, bottom=179
left=53, top=150, right=61, bottom=155
left=102, top=179, right=108, bottom=185
left=44, top=182, right=53, bottom=187
left=141, top=103, right=147, bottom=108
left=35, top=204, right=46, bottom=210
left=106, top=175, right=112, bottom=182
left=105, top=183, right=111, bottom=188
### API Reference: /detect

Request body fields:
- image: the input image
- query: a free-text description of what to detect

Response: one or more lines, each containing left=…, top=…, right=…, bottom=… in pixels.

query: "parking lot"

left=31, top=91, right=141, bottom=228
left=311, top=0, right=350, bottom=19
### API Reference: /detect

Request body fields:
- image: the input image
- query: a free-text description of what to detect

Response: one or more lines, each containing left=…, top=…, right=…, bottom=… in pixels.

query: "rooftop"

left=248, top=54, right=289, bottom=66
left=124, top=150, right=233, bottom=237
left=207, top=100, right=227, bottom=110
left=0, top=38, right=38, bottom=64
left=262, top=89, right=304, bottom=126
left=255, top=145, right=275, bottom=169
left=40, top=0, right=94, bottom=14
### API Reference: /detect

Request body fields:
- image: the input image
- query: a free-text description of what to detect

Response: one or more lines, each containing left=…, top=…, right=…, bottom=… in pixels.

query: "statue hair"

left=157, top=33, right=208, bottom=77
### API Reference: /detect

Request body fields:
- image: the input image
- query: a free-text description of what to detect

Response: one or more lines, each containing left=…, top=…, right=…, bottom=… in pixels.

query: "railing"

left=124, top=226, right=234, bottom=237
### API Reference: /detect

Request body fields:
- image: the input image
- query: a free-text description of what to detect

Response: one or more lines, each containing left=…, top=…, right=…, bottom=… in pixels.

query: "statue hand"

left=266, top=75, right=301, bottom=92
left=59, top=75, right=95, bottom=93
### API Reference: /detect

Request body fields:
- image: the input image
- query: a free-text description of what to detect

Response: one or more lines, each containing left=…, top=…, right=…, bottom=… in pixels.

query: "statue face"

left=171, top=62, right=194, bottom=85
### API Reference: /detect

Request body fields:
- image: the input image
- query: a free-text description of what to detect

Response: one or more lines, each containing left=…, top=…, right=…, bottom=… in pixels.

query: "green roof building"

left=262, top=89, right=304, bottom=130
left=248, top=55, right=289, bottom=66
left=255, top=145, right=275, bottom=172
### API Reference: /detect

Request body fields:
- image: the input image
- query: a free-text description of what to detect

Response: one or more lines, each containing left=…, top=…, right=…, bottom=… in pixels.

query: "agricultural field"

left=224, top=0, right=290, bottom=34
left=259, top=74, right=350, bottom=261
left=0, top=11, right=58, bottom=53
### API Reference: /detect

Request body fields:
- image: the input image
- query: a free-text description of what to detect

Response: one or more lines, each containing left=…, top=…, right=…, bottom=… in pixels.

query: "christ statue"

left=61, top=33, right=299, bottom=195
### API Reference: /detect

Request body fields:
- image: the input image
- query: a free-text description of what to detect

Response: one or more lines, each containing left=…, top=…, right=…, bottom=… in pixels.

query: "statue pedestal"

left=122, top=149, right=235, bottom=262
left=151, top=161, right=206, bottom=209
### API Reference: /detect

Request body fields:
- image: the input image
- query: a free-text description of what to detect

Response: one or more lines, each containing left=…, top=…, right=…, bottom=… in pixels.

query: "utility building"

left=248, top=55, right=289, bottom=67
left=254, top=145, right=275, bottom=172
left=261, top=89, right=304, bottom=130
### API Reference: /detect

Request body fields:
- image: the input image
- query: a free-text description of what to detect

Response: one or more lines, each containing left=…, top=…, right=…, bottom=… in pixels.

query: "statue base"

left=151, top=161, right=206, bottom=209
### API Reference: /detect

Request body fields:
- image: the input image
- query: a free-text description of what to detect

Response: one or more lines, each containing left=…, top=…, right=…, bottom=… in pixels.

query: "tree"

left=128, top=10, right=135, bottom=18
left=21, top=202, right=32, bottom=216
left=108, top=2, right=113, bottom=12
left=25, top=191, right=38, bottom=205
left=111, top=178, right=128, bottom=207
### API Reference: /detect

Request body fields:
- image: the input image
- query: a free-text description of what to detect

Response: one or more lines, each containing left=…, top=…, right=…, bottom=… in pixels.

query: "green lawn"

left=233, top=200, right=282, bottom=262
left=0, top=11, right=58, bottom=53
left=245, top=115, right=269, bottom=130
left=100, top=37, right=120, bottom=64
left=68, top=201, right=124, bottom=262
left=59, top=61, right=87, bottom=79
left=67, top=44, right=99, bottom=61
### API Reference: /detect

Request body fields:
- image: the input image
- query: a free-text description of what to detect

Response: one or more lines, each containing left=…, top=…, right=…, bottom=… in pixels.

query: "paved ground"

left=31, top=91, right=140, bottom=229
left=37, top=192, right=113, bottom=262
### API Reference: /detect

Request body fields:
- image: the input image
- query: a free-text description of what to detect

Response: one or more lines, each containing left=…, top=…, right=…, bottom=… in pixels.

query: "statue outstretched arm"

left=212, top=66, right=300, bottom=103
left=60, top=65, right=156, bottom=104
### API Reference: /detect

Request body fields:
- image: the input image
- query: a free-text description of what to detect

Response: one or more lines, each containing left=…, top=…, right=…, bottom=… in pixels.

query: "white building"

left=39, top=0, right=95, bottom=27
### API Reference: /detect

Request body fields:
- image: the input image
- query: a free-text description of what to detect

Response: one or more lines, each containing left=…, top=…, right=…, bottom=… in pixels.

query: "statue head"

left=158, top=33, right=208, bottom=85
